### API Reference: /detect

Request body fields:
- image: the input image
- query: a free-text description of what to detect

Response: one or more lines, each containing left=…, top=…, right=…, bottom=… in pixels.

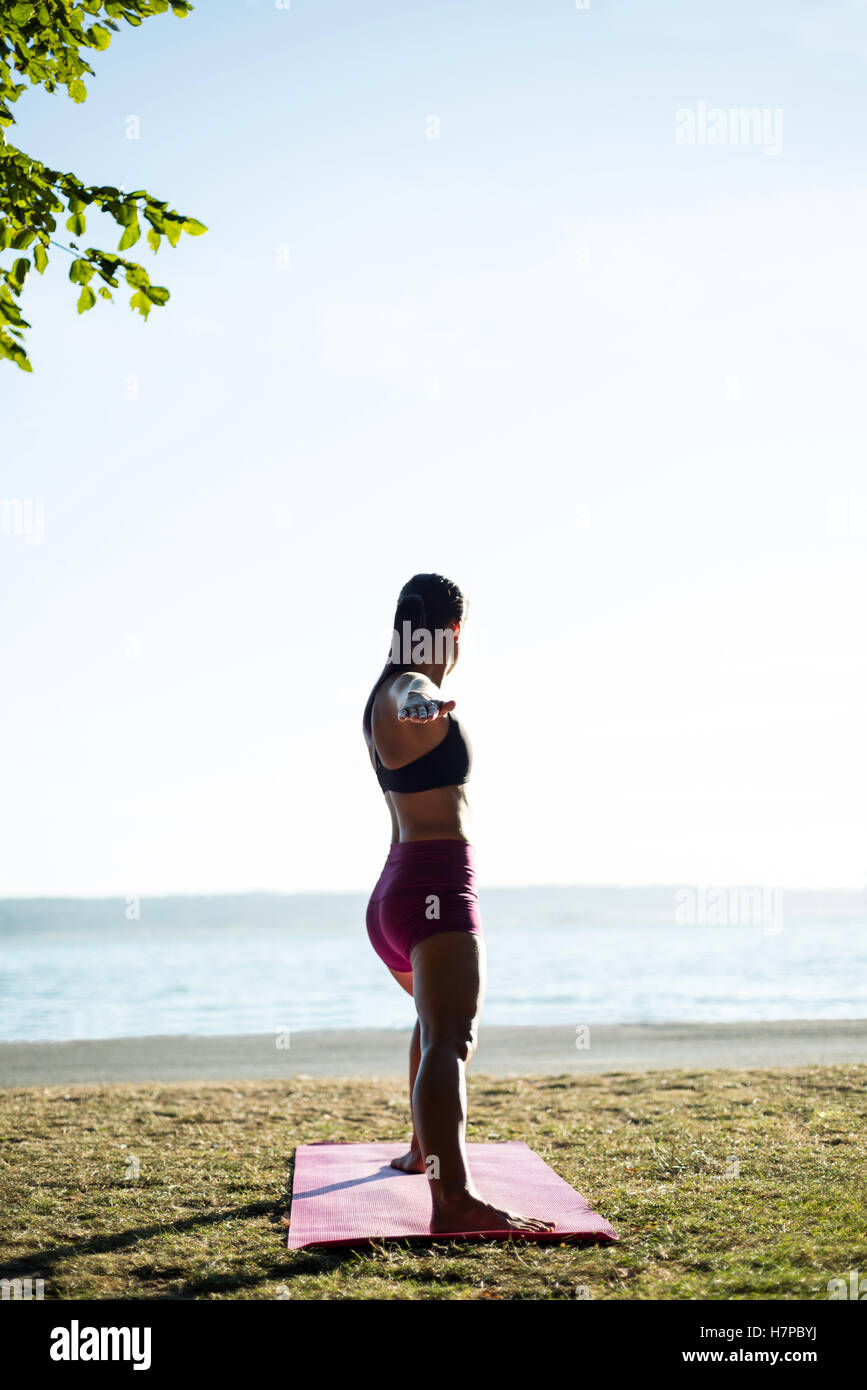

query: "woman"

left=363, top=573, right=553, bottom=1234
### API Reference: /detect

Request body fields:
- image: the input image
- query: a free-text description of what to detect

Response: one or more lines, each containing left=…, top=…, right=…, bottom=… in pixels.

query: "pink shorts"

left=366, top=839, right=483, bottom=974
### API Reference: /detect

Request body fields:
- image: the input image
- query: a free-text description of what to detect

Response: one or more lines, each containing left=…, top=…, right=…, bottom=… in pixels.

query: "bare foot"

left=430, top=1191, right=556, bottom=1235
left=390, top=1144, right=426, bottom=1174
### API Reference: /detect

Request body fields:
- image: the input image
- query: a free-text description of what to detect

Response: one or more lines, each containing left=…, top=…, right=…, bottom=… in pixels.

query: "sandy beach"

left=2, top=1018, right=865, bottom=1087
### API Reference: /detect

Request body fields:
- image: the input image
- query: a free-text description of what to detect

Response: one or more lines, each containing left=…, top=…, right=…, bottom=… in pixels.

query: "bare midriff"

left=385, top=784, right=471, bottom=844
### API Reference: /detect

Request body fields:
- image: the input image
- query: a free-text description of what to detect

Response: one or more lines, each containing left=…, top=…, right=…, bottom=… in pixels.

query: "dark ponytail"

left=394, top=591, right=427, bottom=639
left=362, top=573, right=467, bottom=738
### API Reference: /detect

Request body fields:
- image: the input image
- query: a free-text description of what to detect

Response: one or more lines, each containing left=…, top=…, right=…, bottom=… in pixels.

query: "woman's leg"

left=410, top=931, right=554, bottom=1234
left=390, top=1017, right=425, bottom=1172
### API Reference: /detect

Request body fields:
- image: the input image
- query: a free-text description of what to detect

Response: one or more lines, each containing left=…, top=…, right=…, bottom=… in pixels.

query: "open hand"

left=398, top=692, right=456, bottom=723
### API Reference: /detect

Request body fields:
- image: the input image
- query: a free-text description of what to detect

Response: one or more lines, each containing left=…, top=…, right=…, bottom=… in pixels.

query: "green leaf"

left=114, top=201, right=139, bottom=228
left=66, top=212, right=87, bottom=236
left=34, top=244, right=48, bottom=274
left=89, top=24, right=112, bottom=50
left=1, top=338, right=33, bottom=371
left=147, top=228, right=161, bottom=253
left=11, top=257, right=30, bottom=287
left=0, top=295, right=28, bottom=327
left=183, top=218, right=208, bottom=237
left=163, top=218, right=182, bottom=248
left=144, top=285, right=169, bottom=306
left=130, top=289, right=151, bottom=319
left=118, top=221, right=141, bottom=251
left=77, top=285, right=97, bottom=314
left=69, top=259, right=95, bottom=286
left=98, top=287, right=113, bottom=300
left=69, top=80, right=88, bottom=103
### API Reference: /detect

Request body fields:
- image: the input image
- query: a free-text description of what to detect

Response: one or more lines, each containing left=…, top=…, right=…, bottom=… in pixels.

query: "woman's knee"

left=420, top=1019, right=479, bottom=1064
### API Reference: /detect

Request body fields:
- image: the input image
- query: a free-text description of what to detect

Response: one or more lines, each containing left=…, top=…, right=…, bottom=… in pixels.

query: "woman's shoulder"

left=372, top=669, right=413, bottom=714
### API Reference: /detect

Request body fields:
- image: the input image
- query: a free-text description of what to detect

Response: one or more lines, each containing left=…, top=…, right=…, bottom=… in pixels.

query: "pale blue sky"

left=2, top=0, right=866, bottom=894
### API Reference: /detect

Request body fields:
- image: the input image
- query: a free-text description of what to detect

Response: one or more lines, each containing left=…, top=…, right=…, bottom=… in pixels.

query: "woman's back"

left=367, top=673, right=471, bottom=843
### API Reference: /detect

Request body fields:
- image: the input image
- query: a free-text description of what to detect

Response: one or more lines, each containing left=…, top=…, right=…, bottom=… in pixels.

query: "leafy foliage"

left=0, top=1, right=206, bottom=370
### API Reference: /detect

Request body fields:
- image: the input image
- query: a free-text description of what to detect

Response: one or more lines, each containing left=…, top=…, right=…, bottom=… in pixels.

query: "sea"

left=1, top=887, right=865, bottom=1042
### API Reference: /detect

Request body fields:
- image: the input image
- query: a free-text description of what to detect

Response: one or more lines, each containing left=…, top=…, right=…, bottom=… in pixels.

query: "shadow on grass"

left=1, top=1195, right=595, bottom=1299
left=0, top=1200, right=289, bottom=1286
left=0, top=1179, right=475, bottom=1300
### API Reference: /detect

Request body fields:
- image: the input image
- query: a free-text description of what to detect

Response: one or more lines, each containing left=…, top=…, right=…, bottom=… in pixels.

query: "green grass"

left=1, top=1066, right=864, bottom=1300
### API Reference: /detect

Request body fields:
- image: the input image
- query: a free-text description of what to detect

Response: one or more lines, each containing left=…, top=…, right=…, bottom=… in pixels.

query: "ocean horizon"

left=2, top=887, right=865, bottom=1043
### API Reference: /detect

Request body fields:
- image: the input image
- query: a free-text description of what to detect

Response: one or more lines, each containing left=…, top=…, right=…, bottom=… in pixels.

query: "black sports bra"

left=374, top=714, right=472, bottom=794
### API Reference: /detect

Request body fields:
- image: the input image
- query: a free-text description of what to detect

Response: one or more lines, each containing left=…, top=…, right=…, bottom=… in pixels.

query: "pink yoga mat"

left=287, top=1141, right=619, bottom=1248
